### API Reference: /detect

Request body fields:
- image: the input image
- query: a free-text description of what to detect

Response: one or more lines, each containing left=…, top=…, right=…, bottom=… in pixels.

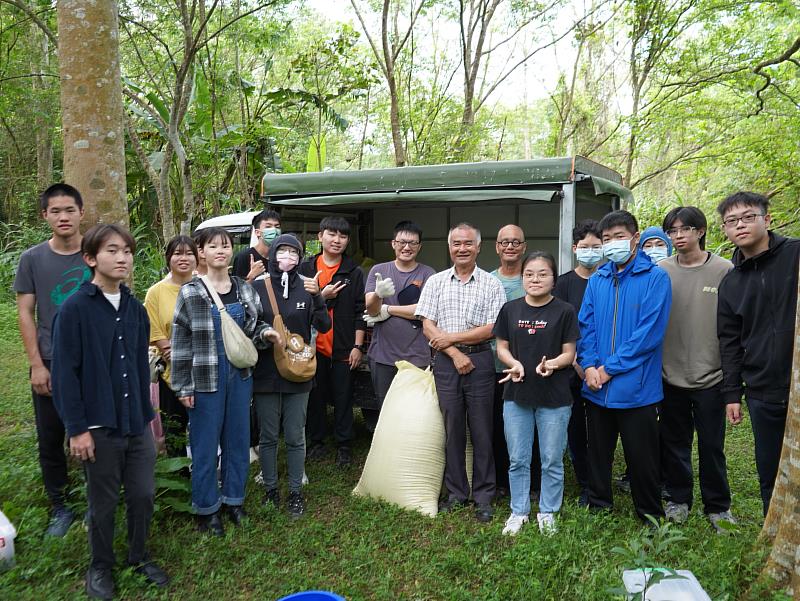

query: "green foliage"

left=0, top=221, right=50, bottom=303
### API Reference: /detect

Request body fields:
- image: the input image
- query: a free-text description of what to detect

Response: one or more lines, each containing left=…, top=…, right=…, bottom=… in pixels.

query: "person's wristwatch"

left=353, top=344, right=366, bottom=353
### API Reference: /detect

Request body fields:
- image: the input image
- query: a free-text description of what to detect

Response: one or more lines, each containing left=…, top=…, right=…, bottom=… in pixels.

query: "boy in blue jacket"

left=578, top=210, right=671, bottom=521
left=52, top=224, right=168, bottom=599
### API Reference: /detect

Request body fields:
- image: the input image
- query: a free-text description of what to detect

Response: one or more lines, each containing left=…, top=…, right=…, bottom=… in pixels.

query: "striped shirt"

left=171, top=276, right=268, bottom=397
left=415, top=265, right=506, bottom=333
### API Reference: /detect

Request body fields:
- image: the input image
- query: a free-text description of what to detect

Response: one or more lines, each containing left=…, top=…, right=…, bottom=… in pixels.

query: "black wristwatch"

left=353, top=344, right=366, bottom=353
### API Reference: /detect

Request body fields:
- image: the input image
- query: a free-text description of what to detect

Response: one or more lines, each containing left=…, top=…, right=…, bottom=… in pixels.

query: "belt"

left=454, top=343, right=491, bottom=355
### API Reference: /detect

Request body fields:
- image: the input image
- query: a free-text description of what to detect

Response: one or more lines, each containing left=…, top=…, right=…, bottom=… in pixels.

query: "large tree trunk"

left=57, top=0, right=128, bottom=229
left=753, top=263, right=800, bottom=596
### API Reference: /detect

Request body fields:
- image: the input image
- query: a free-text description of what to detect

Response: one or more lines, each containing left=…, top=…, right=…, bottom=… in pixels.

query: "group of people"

left=14, top=182, right=799, bottom=598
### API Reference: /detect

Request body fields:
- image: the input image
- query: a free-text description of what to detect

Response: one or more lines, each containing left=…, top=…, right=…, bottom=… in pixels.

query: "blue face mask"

left=575, top=248, right=603, bottom=268
left=603, top=239, right=633, bottom=264
left=644, top=246, right=669, bottom=263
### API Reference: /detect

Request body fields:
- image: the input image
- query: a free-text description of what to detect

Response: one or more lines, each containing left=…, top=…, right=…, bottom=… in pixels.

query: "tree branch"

left=0, top=0, right=57, bottom=47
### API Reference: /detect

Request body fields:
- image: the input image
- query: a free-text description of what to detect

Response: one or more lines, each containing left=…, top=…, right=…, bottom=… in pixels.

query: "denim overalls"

left=189, top=293, right=253, bottom=515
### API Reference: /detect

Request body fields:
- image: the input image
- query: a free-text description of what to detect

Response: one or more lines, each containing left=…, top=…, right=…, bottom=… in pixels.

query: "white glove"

left=363, top=305, right=391, bottom=325
left=374, top=273, right=396, bottom=299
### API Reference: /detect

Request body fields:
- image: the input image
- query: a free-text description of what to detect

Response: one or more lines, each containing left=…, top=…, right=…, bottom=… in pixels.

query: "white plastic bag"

left=353, top=362, right=445, bottom=516
left=0, top=510, right=17, bottom=570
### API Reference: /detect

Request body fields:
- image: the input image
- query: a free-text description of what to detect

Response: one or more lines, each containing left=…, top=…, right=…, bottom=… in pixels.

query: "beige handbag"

left=263, top=276, right=317, bottom=383
left=201, top=276, right=258, bottom=369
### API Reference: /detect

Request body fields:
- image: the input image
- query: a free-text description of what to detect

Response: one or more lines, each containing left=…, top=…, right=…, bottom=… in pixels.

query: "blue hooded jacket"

left=577, top=248, right=672, bottom=408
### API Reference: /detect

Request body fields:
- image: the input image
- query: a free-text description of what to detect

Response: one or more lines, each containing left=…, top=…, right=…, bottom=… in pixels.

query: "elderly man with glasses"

left=363, top=221, right=436, bottom=431
left=416, top=222, right=507, bottom=522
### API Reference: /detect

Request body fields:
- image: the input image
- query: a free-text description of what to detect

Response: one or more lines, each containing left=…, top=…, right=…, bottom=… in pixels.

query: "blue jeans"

left=188, top=303, right=253, bottom=515
left=504, top=401, right=571, bottom=515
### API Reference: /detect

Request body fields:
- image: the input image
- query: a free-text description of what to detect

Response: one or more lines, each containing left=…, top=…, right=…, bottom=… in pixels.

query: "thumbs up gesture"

left=374, top=272, right=395, bottom=298
left=303, top=271, right=322, bottom=295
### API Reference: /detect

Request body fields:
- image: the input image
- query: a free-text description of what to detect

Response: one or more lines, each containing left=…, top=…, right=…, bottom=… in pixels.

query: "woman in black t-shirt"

left=493, top=252, right=579, bottom=537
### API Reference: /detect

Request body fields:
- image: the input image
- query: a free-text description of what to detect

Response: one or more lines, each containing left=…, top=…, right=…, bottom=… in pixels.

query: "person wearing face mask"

left=577, top=210, right=671, bottom=522
left=553, top=219, right=602, bottom=506
left=640, top=227, right=673, bottom=264
left=251, top=235, right=331, bottom=518
left=232, top=209, right=282, bottom=283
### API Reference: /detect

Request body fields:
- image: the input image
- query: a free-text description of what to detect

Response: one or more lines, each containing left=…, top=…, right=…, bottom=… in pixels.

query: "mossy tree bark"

left=57, top=0, right=128, bottom=229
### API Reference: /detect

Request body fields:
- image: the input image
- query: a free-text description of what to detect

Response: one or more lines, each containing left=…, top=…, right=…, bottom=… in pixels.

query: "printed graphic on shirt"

left=517, top=319, right=548, bottom=334
left=52, top=265, right=92, bottom=306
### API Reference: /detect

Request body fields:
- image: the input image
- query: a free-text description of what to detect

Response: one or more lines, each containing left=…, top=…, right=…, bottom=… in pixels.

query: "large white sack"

left=353, top=361, right=445, bottom=516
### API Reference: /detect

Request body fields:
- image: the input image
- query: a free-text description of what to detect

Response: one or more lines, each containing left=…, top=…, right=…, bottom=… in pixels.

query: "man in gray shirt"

left=14, top=183, right=91, bottom=537
left=659, top=206, right=734, bottom=532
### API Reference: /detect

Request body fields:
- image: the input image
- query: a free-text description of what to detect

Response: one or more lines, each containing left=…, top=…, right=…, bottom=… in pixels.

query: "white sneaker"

left=302, top=471, right=309, bottom=486
left=537, top=512, right=557, bottom=535
left=665, top=501, right=689, bottom=524
left=502, top=513, right=529, bottom=536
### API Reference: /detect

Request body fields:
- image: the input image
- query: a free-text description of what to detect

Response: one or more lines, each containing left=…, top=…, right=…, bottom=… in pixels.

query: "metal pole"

left=559, top=182, right=576, bottom=274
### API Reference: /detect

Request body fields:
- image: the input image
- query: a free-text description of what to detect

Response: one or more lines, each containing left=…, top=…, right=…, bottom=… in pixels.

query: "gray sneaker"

left=708, top=510, right=737, bottom=534
left=45, top=506, right=75, bottom=537
left=665, top=501, right=689, bottom=524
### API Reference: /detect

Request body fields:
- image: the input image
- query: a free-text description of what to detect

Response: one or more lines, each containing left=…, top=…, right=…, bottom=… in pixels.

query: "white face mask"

left=603, top=238, right=633, bottom=264
left=644, top=246, right=669, bottom=263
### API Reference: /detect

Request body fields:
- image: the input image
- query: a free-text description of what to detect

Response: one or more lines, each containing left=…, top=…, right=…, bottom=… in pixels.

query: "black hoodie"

left=251, top=234, right=331, bottom=393
left=298, top=251, right=366, bottom=361
left=717, top=232, right=800, bottom=404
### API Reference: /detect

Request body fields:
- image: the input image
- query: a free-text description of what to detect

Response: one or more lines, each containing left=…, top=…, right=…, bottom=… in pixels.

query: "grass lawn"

left=0, top=301, right=787, bottom=600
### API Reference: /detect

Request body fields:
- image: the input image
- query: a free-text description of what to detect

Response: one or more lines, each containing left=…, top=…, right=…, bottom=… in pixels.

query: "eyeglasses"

left=722, top=213, right=765, bottom=228
left=523, top=272, right=553, bottom=280
left=666, top=225, right=696, bottom=237
left=393, top=239, right=420, bottom=248
left=497, top=239, right=524, bottom=248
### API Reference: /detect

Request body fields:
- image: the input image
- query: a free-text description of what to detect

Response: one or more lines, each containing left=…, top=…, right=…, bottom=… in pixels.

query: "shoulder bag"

left=201, top=275, right=259, bottom=369
left=264, top=276, right=317, bottom=382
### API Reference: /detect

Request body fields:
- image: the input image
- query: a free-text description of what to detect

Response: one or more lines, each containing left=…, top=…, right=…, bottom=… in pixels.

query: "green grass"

left=0, top=301, right=781, bottom=600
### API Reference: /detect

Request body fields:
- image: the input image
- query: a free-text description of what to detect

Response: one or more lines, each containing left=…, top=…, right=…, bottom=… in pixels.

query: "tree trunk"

left=57, top=0, right=128, bottom=229
left=753, top=263, right=800, bottom=597
left=32, top=27, right=53, bottom=191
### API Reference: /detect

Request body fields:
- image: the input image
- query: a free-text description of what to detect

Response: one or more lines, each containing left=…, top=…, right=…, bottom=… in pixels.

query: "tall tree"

left=57, top=0, right=128, bottom=228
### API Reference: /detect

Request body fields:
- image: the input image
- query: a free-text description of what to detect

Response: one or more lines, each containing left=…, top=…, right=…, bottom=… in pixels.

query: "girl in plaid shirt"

left=171, top=227, right=278, bottom=536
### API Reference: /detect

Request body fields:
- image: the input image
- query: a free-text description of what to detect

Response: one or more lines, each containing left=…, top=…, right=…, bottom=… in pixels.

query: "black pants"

left=158, top=377, right=189, bottom=458
left=587, top=402, right=665, bottom=521
left=307, top=355, right=354, bottom=447
left=433, top=350, right=495, bottom=505
left=365, top=359, right=398, bottom=430
left=32, top=360, right=69, bottom=508
left=746, top=397, right=788, bottom=516
left=567, top=381, right=590, bottom=492
left=84, top=428, right=156, bottom=570
left=493, top=377, right=541, bottom=492
left=660, top=383, right=730, bottom=514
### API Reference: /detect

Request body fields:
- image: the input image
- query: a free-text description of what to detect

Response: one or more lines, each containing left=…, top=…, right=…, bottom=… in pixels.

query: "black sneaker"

left=263, top=488, right=281, bottom=509
left=475, top=503, right=494, bottom=523
left=306, top=442, right=327, bottom=461
left=287, top=491, right=305, bottom=518
left=196, top=512, right=225, bottom=536
left=438, top=497, right=468, bottom=513
left=85, top=566, right=115, bottom=600
left=223, top=504, right=248, bottom=526
left=336, top=446, right=352, bottom=467
left=46, top=506, right=75, bottom=537
left=132, top=561, right=170, bottom=588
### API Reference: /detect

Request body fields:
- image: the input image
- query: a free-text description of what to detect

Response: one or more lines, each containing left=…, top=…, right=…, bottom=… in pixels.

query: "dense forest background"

left=1, top=0, right=798, bottom=287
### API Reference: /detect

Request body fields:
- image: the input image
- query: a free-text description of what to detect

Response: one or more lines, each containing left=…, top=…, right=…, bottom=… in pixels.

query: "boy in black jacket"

left=52, top=224, right=168, bottom=599
left=717, top=191, right=800, bottom=516
left=299, top=216, right=366, bottom=466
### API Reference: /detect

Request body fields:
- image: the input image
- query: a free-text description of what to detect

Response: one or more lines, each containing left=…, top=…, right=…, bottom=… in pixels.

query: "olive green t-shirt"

left=660, top=253, right=733, bottom=389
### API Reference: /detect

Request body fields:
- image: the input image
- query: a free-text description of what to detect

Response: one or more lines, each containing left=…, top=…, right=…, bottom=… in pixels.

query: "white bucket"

left=0, top=510, right=17, bottom=570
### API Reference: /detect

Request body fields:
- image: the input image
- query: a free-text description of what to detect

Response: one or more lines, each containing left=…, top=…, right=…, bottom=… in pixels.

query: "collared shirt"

left=171, top=276, right=268, bottom=398
left=51, top=282, right=154, bottom=437
left=415, top=265, right=506, bottom=333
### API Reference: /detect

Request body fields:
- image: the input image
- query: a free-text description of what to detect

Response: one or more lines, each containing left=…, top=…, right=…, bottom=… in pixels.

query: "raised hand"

left=247, top=254, right=266, bottom=281
left=303, top=271, right=322, bottom=295
left=535, top=355, right=554, bottom=378
left=374, top=273, right=396, bottom=298
left=499, top=360, right=525, bottom=383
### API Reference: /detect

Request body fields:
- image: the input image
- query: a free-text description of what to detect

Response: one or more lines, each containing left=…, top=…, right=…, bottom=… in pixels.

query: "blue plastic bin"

left=277, top=592, right=345, bottom=601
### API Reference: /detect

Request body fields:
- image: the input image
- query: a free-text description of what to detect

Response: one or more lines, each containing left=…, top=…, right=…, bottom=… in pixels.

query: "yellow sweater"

left=143, top=276, right=182, bottom=385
